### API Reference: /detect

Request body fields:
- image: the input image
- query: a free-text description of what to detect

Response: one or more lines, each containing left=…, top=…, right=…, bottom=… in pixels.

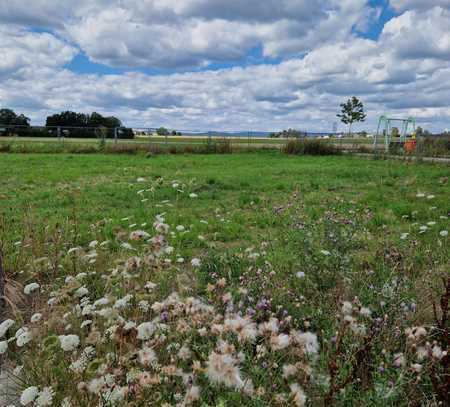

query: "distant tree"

left=171, top=130, right=177, bottom=136
left=45, top=111, right=133, bottom=139
left=337, top=96, right=366, bottom=137
left=0, top=108, right=30, bottom=126
left=156, top=127, right=169, bottom=136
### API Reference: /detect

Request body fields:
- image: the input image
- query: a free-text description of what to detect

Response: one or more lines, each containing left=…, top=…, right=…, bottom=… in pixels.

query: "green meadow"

left=0, top=152, right=448, bottom=406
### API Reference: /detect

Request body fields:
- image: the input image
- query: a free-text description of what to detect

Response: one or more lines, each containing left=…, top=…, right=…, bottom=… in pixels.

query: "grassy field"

left=0, top=135, right=374, bottom=152
left=0, top=152, right=448, bottom=406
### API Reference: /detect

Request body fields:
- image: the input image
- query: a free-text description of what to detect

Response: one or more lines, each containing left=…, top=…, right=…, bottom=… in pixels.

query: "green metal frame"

left=374, top=116, right=416, bottom=152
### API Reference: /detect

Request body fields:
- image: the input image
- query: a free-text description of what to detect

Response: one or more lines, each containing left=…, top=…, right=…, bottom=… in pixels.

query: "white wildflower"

left=184, top=386, right=201, bottom=405
left=20, top=386, right=39, bottom=405
left=0, top=319, right=14, bottom=337
left=191, top=258, right=201, bottom=267
left=129, top=230, right=150, bottom=240
left=270, top=333, right=290, bottom=350
left=440, top=230, right=448, bottom=237
left=138, top=347, right=157, bottom=366
left=206, top=351, right=244, bottom=390
left=293, top=331, right=320, bottom=355
left=24, top=282, right=40, bottom=295
left=320, top=250, right=331, bottom=256
left=189, top=193, right=198, bottom=198
left=35, top=387, right=54, bottom=406
left=341, top=301, right=353, bottom=315
left=59, top=334, right=80, bottom=352
left=30, top=312, right=42, bottom=324
left=359, top=307, right=372, bottom=317
left=0, top=340, right=7, bottom=354
left=136, top=322, right=156, bottom=340
left=282, top=364, right=298, bottom=379
left=74, top=286, right=89, bottom=298
left=290, top=383, right=307, bottom=407
left=16, top=329, right=33, bottom=347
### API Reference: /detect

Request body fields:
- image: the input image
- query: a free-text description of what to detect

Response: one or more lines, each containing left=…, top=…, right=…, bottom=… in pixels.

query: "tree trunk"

left=348, top=122, right=353, bottom=138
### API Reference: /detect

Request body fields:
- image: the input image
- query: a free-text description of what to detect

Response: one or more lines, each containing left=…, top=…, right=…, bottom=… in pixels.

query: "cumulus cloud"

left=0, top=27, right=76, bottom=78
left=0, top=1, right=449, bottom=131
left=390, top=0, right=450, bottom=12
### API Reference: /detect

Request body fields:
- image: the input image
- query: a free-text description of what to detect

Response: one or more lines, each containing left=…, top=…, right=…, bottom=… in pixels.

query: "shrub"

left=283, top=138, right=340, bottom=156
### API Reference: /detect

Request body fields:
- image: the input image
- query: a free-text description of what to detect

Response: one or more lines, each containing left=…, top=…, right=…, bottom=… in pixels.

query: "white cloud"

left=0, top=1, right=449, bottom=131
left=390, top=0, right=450, bottom=11
left=0, top=26, right=76, bottom=78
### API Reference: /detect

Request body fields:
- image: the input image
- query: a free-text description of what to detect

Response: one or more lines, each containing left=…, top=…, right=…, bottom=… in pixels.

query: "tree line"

left=0, top=108, right=134, bottom=139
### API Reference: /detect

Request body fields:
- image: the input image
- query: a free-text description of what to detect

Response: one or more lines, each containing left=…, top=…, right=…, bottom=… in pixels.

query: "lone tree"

left=337, top=96, right=366, bottom=137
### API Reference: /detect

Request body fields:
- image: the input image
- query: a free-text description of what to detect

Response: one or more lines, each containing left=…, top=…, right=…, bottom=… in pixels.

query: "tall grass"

left=283, top=138, right=341, bottom=156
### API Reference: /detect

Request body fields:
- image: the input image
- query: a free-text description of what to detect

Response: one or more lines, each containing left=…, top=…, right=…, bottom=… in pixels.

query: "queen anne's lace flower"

left=20, top=386, right=39, bottom=405
left=59, top=334, right=80, bottom=351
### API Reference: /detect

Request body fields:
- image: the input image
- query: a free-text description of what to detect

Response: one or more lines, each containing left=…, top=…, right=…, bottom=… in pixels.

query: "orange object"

left=404, top=140, right=417, bottom=153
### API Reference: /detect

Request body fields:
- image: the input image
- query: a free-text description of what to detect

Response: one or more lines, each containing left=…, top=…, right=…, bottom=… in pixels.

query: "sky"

left=1, top=0, right=450, bottom=132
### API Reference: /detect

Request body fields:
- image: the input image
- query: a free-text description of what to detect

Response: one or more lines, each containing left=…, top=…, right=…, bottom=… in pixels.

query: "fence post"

left=114, top=127, right=118, bottom=144
left=57, top=126, right=61, bottom=141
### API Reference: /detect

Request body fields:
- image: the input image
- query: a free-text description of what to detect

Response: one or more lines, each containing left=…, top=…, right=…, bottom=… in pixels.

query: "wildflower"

left=293, top=332, right=319, bottom=355
left=59, top=334, right=80, bottom=352
left=440, top=230, right=448, bottom=237
left=296, top=271, right=306, bottom=278
left=20, top=386, right=39, bottom=406
left=176, top=225, right=185, bottom=232
left=137, top=322, right=156, bottom=340
left=432, top=346, right=444, bottom=360
left=178, top=345, right=192, bottom=361
left=320, top=250, right=331, bottom=256
left=411, top=363, right=423, bottom=373
left=0, top=319, right=14, bottom=337
left=270, top=333, right=290, bottom=350
left=359, top=307, right=372, bottom=317
left=206, top=351, right=244, bottom=390
left=80, top=320, right=93, bottom=328
left=189, top=193, right=198, bottom=198
left=129, top=230, right=150, bottom=240
left=35, top=387, right=54, bottom=406
left=114, top=294, right=133, bottom=309
left=16, top=328, right=33, bottom=347
left=138, top=347, right=157, bottom=366
left=282, top=364, right=298, bottom=379
left=24, top=282, right=40, bottom=295
left=87, top=377, right=106, bottom=394
left=393, top=353, right=405, bottom=368
left=400, top=233, right=409, bottom=240
left=184, top=386, right=200, bottom=405
left=60, top=397, right=71, bottom=407
left=290, top=383, right=307, bottom=407
left=0, top=340, right=7, bottom=354
left=30, top=313, right=42, bottom=323
left=93, top=297, right=109, bottom=308
left=224, top=315, right=257, bottom=343
left=426, top=195, right=435, bottom=199
left=341, top=301, right=353, bottom=315
left=74, top=286, right=89, bottom=298
left=191, top=258, right=201, bottom=267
